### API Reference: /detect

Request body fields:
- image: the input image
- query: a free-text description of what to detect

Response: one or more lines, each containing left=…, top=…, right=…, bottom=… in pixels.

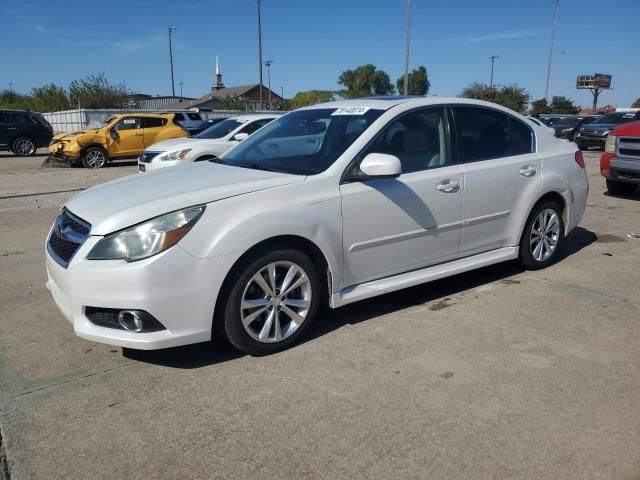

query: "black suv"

left=0, top=109, right=53, bottom=156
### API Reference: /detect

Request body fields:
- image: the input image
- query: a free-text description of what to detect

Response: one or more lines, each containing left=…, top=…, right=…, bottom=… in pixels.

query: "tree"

left=396, top=66, right=430, bottom=96
left=217, top=94, right=248, bottom=110
left=631, top=98, right=640, bottom=108
left=460, top=82, right=529, bottom=113
left=289, top=90, right=334, bottom=109
left=0, top=89, right=31, bottom=110
left=338, top=64, right=394, bottom=98
left=68, top=73, right=129, bottom=109
left=549, top=96, right=580, bottom=114
left=530, top=98, right=551, bottom=116
left=30, top=84, right=71, bottom=112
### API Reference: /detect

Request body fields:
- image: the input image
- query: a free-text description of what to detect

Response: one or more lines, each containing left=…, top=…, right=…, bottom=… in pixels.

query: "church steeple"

left=213, top=56, right=225, bottom=91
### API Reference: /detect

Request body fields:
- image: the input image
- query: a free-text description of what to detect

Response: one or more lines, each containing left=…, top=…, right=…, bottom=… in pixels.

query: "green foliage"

left=460, top=82, right=530, bottom=113
left=396, top=66, right=430, bottom=96
left=30, top=84, right=71, bottom=112
left=217, top=94, right=249, bottom=110
left=630, top=98, right=640, bottom=108
left=289, top=90, right=334, bottom=109
left=0, top=89, right=31, bottom=110
left=530, top=98, right=551, bottom=116
left=550, top=96, right=580, bottom=115
left=338, top=64, right=394, bottom=98
left=69, top=73, right=129, bottom=109
left=272, top=99, right=292, bottom=111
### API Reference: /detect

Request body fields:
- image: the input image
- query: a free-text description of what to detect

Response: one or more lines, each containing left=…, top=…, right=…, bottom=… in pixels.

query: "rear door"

left=141, top=117, right=168, bottom=147
left=107, top=117, right=144, bottom=157
left=452, top=106, right=541, bottom=257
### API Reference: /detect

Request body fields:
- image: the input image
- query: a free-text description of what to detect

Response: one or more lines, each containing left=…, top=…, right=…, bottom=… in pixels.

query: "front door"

left=451, top=106, right=542, bottom=257
left=141, top=117, right=168, bottom=147
left=340, top=107, right=464, bottom=287
left=107, top=117, right=144, bottom=157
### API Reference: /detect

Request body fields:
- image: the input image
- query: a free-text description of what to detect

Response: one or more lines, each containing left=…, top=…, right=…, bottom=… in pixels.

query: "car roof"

left=113, top=113, right=173, bottom=119
left=228, top=113, right=282, bottom=121
left=0, top=108, right=36, bottom=113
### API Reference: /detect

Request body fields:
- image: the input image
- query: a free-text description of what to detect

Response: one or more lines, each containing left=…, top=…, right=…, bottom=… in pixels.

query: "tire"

left=606, top=179, right=636, bottom=196
left=12, top=137, right=37, bottom=156
left=519, top=201, right=564, bottom=270
left=82, top=146, right=108, bottom=168
left=221, top=248, right=321, bottom=356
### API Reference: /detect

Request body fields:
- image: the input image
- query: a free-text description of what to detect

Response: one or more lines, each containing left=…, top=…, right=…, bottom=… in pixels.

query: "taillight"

left=574, top=150, right=585, bottom=169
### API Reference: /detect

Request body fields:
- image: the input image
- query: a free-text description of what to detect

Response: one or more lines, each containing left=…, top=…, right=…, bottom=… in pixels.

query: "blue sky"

left=1, top=0, right=638, bottom=107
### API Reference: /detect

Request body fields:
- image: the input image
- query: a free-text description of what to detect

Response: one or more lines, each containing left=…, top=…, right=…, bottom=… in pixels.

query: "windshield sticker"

left=123, top=118, right=137, bottom=124
left=331, top=107, right=370, bottom=116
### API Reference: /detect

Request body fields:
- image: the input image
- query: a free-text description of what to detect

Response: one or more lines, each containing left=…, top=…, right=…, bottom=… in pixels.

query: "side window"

left=113, top=117, right=141, bottom=131
left=173, top=113, right=185, bottom=121
left=187, top=113, right=202, bottom=121
left=14, top=113, right=34, bottom=124
left=510, top=118, right=534, bottom=155
left=142, top=117, right=166, bottom=128
left=362, top=107, right=449, bottom=173
left=0, top=113, right=8, bottom=123
left=452, top=107, right=513, bottom=162
left=240, top=119, right=273, bottom=136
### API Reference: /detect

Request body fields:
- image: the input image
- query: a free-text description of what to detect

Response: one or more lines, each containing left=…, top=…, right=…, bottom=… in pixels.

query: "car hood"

left=146, top=137, right=226, bottom=152
left=52, top=129, right=104, bottom=142
left=581, top=123, right=618, bottom=132
left=611, top=120, right=640, bottom=136
left=65, top=162, right=305, bottom=235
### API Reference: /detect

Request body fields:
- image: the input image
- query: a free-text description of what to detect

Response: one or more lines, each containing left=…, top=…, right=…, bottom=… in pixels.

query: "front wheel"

left=221, top=249, right=321, bottom=356
left=12, top=137, right=37, bottom=156
left=82, top=147, right=108, bottom=168
left=606, top=179, right=636, bottom=196
left=519, top=202, right=564, bottom=270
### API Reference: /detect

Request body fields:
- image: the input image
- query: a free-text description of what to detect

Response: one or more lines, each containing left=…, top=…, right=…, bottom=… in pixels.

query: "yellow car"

left=48, top=113, right=189, bottom=168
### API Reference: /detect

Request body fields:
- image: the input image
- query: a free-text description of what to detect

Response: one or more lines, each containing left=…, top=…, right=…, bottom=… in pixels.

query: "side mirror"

left=233, top=132, right=249, bottom=141
left=110, top=130, right=119, bottom=140
left=359, top=153, right=402, bottom=178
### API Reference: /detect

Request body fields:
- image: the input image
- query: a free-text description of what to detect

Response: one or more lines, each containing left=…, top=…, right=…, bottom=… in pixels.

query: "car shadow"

left=603, top=189, right=640, bottom=201
left=124, top=226, right=597, bottom=369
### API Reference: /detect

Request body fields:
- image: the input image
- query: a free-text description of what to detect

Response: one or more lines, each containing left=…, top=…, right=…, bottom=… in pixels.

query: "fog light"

left=118, top=310, right=144, bottom=332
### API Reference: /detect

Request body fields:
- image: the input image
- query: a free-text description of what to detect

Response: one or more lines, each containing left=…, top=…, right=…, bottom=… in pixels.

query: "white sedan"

left=46, top=97, right=588, bottom=355
left=138, top=114, right=278, bottom=172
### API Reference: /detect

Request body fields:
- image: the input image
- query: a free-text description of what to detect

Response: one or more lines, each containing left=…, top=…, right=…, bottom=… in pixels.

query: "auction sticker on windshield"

left=332, top=107, right=370, bottom=116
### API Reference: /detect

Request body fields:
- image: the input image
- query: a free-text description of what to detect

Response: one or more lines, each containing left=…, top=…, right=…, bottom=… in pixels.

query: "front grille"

left=47, top=208, right=91, bottom=268
left=620, top=137, right=640, bottom=144
left=619, top=148, right=640, bottom=158
left=139, top=151, right=161, bottom=163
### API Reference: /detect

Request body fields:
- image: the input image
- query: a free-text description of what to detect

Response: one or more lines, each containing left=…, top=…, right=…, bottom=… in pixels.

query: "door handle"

left=436, top=180, right=460, bottom=193
left=7, top=127, right=17, bottom=130
left=519, top=165, right=536, bottom=177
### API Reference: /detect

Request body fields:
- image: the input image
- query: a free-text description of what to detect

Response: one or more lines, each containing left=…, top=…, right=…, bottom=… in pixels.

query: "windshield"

left=220, top=108, right=384, bottom=175
left=195, top=119, right=243, bottom=139
left=555, top=117, right=579, bottom=126
left=594, top=113, right=635, bottom=125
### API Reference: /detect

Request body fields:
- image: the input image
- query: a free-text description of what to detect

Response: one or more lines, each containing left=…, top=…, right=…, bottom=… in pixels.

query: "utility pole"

left=544, top=0, right=559, bottom=101
left=264, top=60, right=274, bottom=107
left=403, top=0, right=412, bottom=95
left=257, top=0, right=264, bottom=110
left=168, top=26, right=177, bottom=97
left=280, top=86, right=284, bottom=99
left=488, top=55, right=499, bottom=88
left=179, top=82, right=183, bottom=98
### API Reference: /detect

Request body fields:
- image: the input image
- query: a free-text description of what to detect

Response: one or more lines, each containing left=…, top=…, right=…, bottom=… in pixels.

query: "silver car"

left=45, top=97, right=588, bottom=356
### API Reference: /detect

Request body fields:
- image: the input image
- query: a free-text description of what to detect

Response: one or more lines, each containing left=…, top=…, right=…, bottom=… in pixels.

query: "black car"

left=0, top=109, right=53, bottom=156
left=575, top=112, right=640, bottom=150
left=551, top=116, right=599, bottom=140
left=539, top=116, right=561, bottom=126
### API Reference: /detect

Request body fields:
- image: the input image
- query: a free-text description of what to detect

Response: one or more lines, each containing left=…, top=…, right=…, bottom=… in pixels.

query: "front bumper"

left=602, top=154, right=640, bottom=184
left=45, top=234, right=242, bottom=350
left=47, top=153, right=80, bottom=164
left=575, top=135, right=606, bottom=149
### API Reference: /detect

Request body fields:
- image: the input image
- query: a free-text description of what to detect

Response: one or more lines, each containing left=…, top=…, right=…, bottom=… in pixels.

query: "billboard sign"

left=594, top=74, right=612, bottom=89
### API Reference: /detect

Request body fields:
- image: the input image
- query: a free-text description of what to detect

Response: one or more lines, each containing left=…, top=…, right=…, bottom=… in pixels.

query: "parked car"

left=186, top=117, right=228, bottom=136
left=48, top=113, right=189, bottom=168
left=600, top=120, right=640, bottom=195
left=574, top=112, right=639, bottom=150
left=45, top=97, right=588, bottom=355
left=551, top=116, right=599, bottom=140
left=564, top=116, right=599, bottom=142
left=159, top=110, right=204, bottom=134
left=138, top=114, right=277, bottom=172
left=539, top=116, right=561, bottom=126
left=0, top=109, right=53, bottom=156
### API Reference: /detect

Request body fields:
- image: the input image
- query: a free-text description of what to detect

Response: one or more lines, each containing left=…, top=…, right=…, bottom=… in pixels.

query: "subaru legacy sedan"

left=45, top=97, right=588, bottom=355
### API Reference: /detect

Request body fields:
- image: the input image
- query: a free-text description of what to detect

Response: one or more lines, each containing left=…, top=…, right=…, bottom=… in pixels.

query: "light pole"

left=280, top=86, right=284, bottom=99
left=168, top=26, right=177, bottom=97
left=257, top=0, right=264, bottom=110
left=264, top=60, right=274, bottom=107
left=488, top=55, right=499, bottom=88
left=403, top=0, right=412, bottom=95
left=179, top=82, right=183, bottom=98
left=544, top=0, right=559, bottom=101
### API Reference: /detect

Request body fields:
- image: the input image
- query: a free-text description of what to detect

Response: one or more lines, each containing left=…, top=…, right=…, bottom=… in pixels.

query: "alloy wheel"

left=85, top=150, right=106, bottom=168
left=15, top=139, right=35, bottom=156
left=530, top=208, right=560, bottom=262
left=240, top=261, right=312, bottom=343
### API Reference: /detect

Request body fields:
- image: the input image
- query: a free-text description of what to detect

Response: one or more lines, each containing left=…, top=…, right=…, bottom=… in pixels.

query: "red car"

left=600, top=120, right=640, bottom=195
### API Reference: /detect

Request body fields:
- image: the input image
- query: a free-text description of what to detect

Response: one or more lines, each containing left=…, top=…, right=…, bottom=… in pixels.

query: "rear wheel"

left=221, top=249, right=321, bottom=356
left=12, top=137, right=36, bottom=156
left=82, top=147, right=108, bottom=168
left=606, top=179, right=636, bottom=196
left=519, top=201, right=564, bottom=270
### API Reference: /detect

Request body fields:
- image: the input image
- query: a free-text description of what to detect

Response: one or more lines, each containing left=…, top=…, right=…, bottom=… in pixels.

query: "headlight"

left=561, top=128, right=573, bottom=133
left=87, top=206, right=205, bottom=262
left=157, top=149, right=192, bottom=162
left=602, top=130, right=610, bottom=136
left=605, top=135, right=617, bottom=154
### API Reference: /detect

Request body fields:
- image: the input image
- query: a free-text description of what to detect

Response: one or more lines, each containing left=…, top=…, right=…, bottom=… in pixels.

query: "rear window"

left=142, top=117, right=166, bottom=128
left=187, top=113, right=202, bottom=121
